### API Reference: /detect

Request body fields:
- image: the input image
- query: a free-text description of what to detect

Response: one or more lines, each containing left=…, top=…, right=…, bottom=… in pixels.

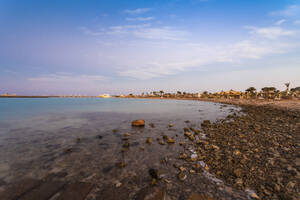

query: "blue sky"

left=0, top=0, right=300, bottom=95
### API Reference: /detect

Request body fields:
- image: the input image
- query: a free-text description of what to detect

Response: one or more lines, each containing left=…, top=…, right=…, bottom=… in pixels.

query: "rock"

left=116, top=162, right=126, bottom=168
left=115, top=181, right=122, bottom=188
left=184, top=131, right=192, bottom=137
left=184, top=127, right=190, bottom=132
left=163, top=135, right=169, bottom=140
left=148, top=168, right=164, bottom=180
left=64, top=148, right=72, bottom=153
left=201, top=120, right=211, bottom=127
left=132, top=120, right=145, bottom=127
left=123, top=142, right=130, bottom=148
left=179, top=153, right=188, bottom=159
left=212, top=145, right=219, bottom=150
left=159, top=141, right=165, bottom=145
left=191, top=154, right=198, bottom=161
left=286, top=181, right=296, bottom=191
left=146, top=137, right=152, bottom=144
left=179, top=166, right=186, bottom=172
left=97, top=135, right=103, bottom=139
left=189, top=169, right=196, bottom=174
left=178, top=172, right=187, bottom=181
left=179, top=142, right=185, bottom=146
left=187, top=193, right=214, bottom=200
left=233, top=150, right=241, bottom=156
left=234, top=168, right=243, bottom=177
left=167, top=138, right=175, bottom=144
left=149, top=123, right=155, bottom=128
left=235, top=178, right=243, bottom=186
left=123, top=133, right=131, bottom=137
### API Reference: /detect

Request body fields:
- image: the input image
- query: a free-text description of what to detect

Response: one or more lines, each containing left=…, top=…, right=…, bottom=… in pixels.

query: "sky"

left=0, top=0, right=300, bottom=95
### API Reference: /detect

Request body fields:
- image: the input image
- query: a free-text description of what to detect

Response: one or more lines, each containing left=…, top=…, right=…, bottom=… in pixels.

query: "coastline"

left=0, top=97, right=299, bottom=199
left=123, top=96, right=300, bottom=111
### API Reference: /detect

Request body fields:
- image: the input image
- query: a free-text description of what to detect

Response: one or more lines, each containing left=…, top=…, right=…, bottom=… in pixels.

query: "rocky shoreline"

left=199, top=104, right=300, bottom=199
left=119, top=99, right=300, bottom=200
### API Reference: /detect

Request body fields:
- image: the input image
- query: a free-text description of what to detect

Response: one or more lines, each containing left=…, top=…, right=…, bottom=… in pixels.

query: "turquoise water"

left=0, top=98, right=230, bottom=121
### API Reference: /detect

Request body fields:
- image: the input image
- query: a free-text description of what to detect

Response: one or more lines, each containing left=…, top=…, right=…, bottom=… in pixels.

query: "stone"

left=178, top=172, right=187, bottom=181
left=234, top=168, right=243, bottom=177
left=233, top=150, right=241, bottom=156
left=235, top=178, right=243, bottom=186
left=132, top=120, right=145, bottom=127
left=148, top=169, right=165, bottom=181
left=123, top=142, right=130, bottom=148
left=115, top=181, right=122, bottom=188
left=179, top=166, right=186, bottom=172
left=146, top=137, right=152, bottom=144
left=179, top=153, right=188, bottom=159
left=123, top=133, right=131, bottom=137
left=116, top=162, right=126, bottom=168
left=167, top=138, right=175, bottom=144
left=149, top=123, right=155, bottom=128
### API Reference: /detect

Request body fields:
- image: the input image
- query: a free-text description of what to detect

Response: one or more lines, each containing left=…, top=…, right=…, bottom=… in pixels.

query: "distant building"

left=99, top=94, right=111, bottom=98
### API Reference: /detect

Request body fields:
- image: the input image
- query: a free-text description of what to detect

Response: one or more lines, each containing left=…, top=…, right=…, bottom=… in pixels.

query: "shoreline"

left=123, top=96, right=300, bottom=111
left=0, top=97, right=299, bottom=199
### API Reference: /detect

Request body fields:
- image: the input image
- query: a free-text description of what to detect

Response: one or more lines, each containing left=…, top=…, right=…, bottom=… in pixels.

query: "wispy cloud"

left=125, top=17, right=155, bottom=21
left=124, top=8, right=151, bottom=15
left=28, top=73, right=108, bottom=83
left=78, top=26, right=103, bottom=36
left=132, top=27, right=189, bottom=40
left=270, top=5, right=300, bottom=17
left=81, top=23, right=188, bottom=41
left=245, top=26, right=296, bottom=39
left=274, top=19, right=286, bottom=25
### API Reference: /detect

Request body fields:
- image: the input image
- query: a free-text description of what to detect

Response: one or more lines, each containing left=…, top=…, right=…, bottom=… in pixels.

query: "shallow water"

left=0, top=98, right=247, bottom=199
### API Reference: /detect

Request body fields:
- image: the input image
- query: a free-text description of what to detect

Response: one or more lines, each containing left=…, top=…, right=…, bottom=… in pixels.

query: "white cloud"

left=78, top=26, right=103, bottom=36
left=245, top=26, right=296, bottom=39
left=295, top=20, right=300, bottom=24
left=124, top=8, right=151, bottom=15
left=84, top=23, right=189, bottom=41
left=132, top=27, right=189, bottom=40
left=274, top=19, right=286, bottom=25
left=28, top=73, right=108, bottom=83
left=125, top=17, right=155, bottom=21
left=270, top=5, right=300, bottom=17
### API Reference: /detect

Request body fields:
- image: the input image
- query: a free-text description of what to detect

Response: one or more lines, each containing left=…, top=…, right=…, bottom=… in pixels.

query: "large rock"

left=132, top=120, right=145, bottom=127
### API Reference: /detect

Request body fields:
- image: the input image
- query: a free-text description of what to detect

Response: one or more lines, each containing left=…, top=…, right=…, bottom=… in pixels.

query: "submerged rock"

left=132, top=120, right=145, bottom=127
left=167, top=138, right=175, bottom=144
left=178, top=172, right=187, bottom=181
left=146, top=137, right=152, bottom=144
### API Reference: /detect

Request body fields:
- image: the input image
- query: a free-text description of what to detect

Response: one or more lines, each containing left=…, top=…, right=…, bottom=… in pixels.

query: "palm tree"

left=159, top=90, right=164, bottom=97
left=245, top=87, right=257, bottom=99
left=285, top=82, right=290, bottom=95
